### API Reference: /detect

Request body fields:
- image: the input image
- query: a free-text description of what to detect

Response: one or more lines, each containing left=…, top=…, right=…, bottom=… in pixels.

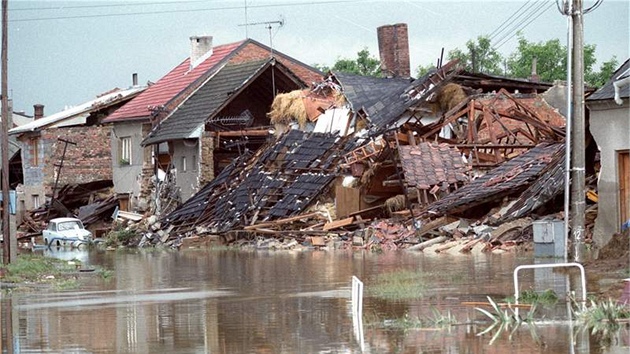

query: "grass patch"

left=1, top=254, right=76, bottom=283
left=367, top=269, right=427, bottom=300
left=504, top=288, right=558, bottom=306
left=1, top=254, right=113, bottom=291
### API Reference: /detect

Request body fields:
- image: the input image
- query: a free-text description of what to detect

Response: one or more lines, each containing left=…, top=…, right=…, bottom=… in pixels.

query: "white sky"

left=7, top=0, right=630, bottom=114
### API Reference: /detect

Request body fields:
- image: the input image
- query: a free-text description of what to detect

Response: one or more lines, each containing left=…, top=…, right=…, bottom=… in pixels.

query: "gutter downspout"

left=613, top=75, right=630, bottom=105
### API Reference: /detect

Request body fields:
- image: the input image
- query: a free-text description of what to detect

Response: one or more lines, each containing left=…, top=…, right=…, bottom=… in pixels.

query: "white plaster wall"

left=588, top=100, right=630, bottom=248
left=111, top=122, right=145, bottom=206
left=172, top=139, right=200, bottom=202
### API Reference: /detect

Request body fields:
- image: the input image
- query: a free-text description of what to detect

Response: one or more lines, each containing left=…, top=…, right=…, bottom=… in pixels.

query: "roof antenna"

left=238, top=16, right=285, bottom=96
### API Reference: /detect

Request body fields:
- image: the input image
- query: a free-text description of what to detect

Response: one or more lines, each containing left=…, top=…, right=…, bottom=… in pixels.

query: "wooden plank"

left=323, top=217, right=354, bottom=231
left=335, top=177, right=361, bottom=218
left=243, top=212, right=322, bottom=230
left=417, top=216, right=457, bottom=238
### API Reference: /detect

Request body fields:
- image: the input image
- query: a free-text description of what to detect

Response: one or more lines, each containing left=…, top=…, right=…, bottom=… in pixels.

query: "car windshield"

left=58, top=221, right=82, bottom=231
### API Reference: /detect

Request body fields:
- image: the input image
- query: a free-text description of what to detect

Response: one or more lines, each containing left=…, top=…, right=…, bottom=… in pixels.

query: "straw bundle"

left=267, top=90, right=308, bottom=128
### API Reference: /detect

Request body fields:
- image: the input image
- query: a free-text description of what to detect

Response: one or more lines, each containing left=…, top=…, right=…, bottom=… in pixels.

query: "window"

left=181, top=156, right=187, bottom=172
left=30, top=138, right=39, bottom=166
left=192, top=155, right=197, bottom=171
left=119, top=137, right=132, bottom=165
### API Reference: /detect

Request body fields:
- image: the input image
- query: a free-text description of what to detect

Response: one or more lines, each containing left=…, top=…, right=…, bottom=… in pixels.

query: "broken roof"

left=399, top=142, right=469, bottom=190
left=141, top=58, right=306, bottom=146
left=162, top=129, right=355, bottom=236
left=332, top=72, right=413, bottom=130
left=9, top=86, right=146, bottom=135
left=426, top=142, right=563, bottom=216
left=587, top=58, right=630, bottom=102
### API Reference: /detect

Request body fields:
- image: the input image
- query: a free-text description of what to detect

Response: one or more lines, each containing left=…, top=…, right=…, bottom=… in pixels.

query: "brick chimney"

left=33, top=104, right=44, bottom=120
left=377, top=23, right=410, bottom=78
left=190, top=35, right=213, bottom=70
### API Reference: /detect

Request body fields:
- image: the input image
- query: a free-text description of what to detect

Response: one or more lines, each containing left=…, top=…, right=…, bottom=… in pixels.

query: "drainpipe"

left=613, top=75, right=630, bottom=105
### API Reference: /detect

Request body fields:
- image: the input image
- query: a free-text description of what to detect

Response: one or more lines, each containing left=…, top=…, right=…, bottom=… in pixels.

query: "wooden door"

left=619, top=151, right=630, bottom=228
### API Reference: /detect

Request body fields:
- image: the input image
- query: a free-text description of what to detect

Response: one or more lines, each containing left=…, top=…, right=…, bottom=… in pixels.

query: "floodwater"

left=1, top=247, right=628, bottom=353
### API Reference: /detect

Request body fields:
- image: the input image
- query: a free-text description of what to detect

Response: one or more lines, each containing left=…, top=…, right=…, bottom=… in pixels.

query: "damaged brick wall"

left=136, top=123, right=156, bottom=211
left=42, top=126, right=113, bottom=195
left=199, top=132, right=215, bottom=186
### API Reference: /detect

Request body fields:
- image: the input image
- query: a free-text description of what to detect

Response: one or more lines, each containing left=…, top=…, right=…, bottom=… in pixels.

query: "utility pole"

left=1, top=0, right=10, bottom=265
left=571, top=0, right=586, bottom=262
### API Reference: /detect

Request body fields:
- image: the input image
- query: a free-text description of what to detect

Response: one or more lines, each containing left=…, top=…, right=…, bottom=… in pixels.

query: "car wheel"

left=44, top=238, right=48, bottom=246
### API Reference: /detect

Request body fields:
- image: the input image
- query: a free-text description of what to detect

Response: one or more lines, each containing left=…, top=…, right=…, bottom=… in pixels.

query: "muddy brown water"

left=1, top=248, right=628, bottom=353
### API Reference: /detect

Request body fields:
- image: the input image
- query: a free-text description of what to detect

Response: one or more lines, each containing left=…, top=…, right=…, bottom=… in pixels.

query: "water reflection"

left=0, top=249, right=626, bottom=353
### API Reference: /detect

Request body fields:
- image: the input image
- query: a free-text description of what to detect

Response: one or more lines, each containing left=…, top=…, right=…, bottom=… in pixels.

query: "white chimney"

left=190, top=35, right=213, bottom=70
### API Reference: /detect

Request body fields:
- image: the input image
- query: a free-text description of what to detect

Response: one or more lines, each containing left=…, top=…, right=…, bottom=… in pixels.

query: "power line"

left=493, top=1, right=555, bottom=51
left=10, top=0, right=362, bottom=22
left=491, top=1, right=548, bottom=45
left=10, top=0, right=211, bottom=12
left=487, top=0, right=532, bottom=40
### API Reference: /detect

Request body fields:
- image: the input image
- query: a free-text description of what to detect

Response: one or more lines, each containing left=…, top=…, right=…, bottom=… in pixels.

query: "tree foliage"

left=315, top=48, right=381, bottom=77
left=415, top=34, right=619, bottom=88
left=447, top=36, right=503, bottom=75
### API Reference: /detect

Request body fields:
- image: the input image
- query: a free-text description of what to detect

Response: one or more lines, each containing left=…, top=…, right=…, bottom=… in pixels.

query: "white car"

left=42, top=217, right=93, bottom=248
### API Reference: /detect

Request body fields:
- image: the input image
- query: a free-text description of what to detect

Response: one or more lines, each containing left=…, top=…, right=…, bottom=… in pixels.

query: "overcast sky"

left=7, top=0, right=630, bottom=115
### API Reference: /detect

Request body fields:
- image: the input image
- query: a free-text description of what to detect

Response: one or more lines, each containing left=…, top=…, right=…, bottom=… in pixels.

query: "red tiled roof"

left=399, top=142, right=469, bottom=190
left=104, top=40, right=245, bottom=123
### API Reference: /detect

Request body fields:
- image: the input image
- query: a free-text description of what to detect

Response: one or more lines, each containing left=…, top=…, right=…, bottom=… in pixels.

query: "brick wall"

left=377, top=23, right=411, bottom=78
left=199, top=132, right=215, bottom=186
left=40, top=126, right=113, bottom=192
left=231, top=42, right=323, bottom=86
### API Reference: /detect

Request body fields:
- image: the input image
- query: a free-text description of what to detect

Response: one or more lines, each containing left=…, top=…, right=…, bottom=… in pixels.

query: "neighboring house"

left=586, top=58, right=630, bottom=248
left=1, top=101, right=34, bottom=189
left=141, top=58, right=308, bottom=202
left=8, top=86, right=146, bottom=211
left=103, top=36, right=322, bottom=211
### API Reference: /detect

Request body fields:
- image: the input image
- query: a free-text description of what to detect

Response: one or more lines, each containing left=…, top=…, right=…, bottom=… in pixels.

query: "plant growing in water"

left=475, top=296, right=540, bottom=345
left=573, top=298, right=630, bottom=347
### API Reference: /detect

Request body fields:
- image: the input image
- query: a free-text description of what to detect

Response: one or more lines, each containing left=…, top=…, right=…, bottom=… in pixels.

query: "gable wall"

left=230, top=42, right=322, bottom=86
left=588, top=100, right=630, bottom=248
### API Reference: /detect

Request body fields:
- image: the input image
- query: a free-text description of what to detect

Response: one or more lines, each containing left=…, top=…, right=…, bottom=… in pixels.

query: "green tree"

left=415, top=63, right=436, bottom=78
left=329, top=48, right=381, bottom=76
left=507, top=35, right=567, bottom=82
left=447, top=36, right=503, bottom=75
left=585, top=56, right=619, bottom=87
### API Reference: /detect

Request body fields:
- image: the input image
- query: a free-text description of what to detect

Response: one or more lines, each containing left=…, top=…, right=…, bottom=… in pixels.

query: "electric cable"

left=10, top=0, right=362, bottom=22
left=492, top=1, right=555, bottom=51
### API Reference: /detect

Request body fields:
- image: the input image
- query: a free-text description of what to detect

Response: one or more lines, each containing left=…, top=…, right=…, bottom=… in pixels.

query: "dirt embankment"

left=583, top=229, right=630, bottom=301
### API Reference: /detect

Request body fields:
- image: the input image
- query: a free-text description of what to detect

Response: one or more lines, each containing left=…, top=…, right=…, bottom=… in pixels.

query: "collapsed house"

left=144, top=58, right=574, bottom=251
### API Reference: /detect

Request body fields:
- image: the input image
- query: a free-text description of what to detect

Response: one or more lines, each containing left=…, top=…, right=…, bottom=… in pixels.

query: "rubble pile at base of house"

left=19, top=180, right=118, bottom=238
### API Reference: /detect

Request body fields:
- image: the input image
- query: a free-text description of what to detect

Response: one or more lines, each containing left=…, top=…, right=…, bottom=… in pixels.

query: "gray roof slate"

left=142, top=59, right=274, bottom=146
left=333, top=72, right=413, bottom=130
left=587, top=58, right=630, bottom=101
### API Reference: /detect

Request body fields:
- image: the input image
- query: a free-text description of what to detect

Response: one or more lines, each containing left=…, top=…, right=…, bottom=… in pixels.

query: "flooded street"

left=1, top=248, right=628, bottom=353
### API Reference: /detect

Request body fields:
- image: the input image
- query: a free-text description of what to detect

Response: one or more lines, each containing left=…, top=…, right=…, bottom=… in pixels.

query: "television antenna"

left=238, top=17, right=285, bottom=96
left=238, top=17, right=284, bottom=57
